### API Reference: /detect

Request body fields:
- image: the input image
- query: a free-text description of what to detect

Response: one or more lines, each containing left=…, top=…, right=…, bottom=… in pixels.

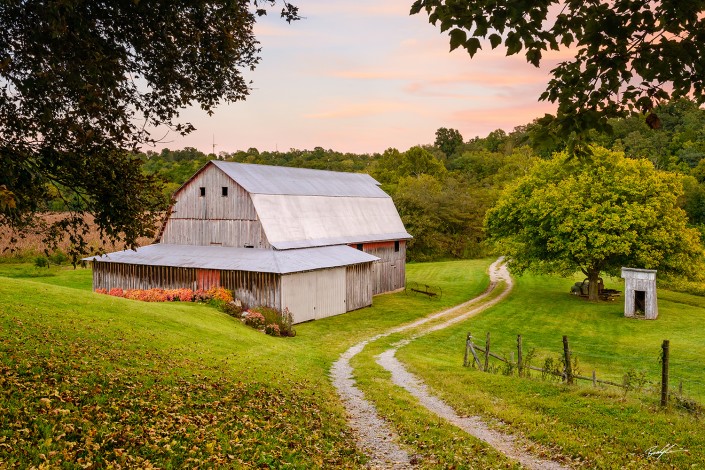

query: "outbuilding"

left=89, top=162, right=412, bottom=323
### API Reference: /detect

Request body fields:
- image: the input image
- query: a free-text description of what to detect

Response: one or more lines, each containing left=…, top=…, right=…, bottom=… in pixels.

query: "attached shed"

left=90, top=244, right=378, bottom=323
left=89, top=162, right=411, bottom=323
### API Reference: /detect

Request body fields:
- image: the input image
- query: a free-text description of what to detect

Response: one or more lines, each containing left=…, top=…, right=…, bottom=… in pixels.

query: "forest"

left=131, top=99, right=705, bottom=263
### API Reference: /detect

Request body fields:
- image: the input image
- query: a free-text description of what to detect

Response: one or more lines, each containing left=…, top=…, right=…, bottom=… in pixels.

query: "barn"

left=89, top=161, right=412, bottom=323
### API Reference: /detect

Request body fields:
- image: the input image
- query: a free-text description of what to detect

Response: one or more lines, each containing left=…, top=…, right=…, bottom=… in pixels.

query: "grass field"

left=2, top=260, right=705, bottom=468
left=0, top=259, right=491, bottom=468
left=387, top=272, right=705, bottom=468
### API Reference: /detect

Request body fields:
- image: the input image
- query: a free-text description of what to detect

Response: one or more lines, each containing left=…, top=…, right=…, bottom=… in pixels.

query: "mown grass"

left=392, top=272, right=705, bottom=468
left=0, top=259, right=491, bottom=468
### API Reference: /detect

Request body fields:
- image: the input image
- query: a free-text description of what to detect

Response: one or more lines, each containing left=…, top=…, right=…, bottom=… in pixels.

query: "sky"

left=150, top=1, right=565, bottom=155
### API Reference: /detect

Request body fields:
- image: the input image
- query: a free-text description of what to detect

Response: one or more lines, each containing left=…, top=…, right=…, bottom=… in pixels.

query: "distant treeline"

left=54, top=98, right=698, bottom=262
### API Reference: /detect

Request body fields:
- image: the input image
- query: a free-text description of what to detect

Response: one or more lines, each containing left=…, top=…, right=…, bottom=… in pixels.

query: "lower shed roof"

left=86, top=243, right=379, bottom=274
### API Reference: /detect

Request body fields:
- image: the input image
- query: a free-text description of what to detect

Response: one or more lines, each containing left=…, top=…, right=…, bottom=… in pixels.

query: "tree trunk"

left=586, top=268, right=601, bottom=301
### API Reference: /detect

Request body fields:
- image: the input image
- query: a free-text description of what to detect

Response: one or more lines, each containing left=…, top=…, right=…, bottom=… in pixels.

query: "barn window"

left=356, top=243, right=363, bottom=251
left=199, top=187, right=206, bottom=197
left=222, top=186, right=228, bottom=197
left=394, top=241, right=400, bottom=252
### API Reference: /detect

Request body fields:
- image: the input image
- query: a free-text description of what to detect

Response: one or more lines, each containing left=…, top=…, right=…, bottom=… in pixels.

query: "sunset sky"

left=152, top=1, right=565, bottom=155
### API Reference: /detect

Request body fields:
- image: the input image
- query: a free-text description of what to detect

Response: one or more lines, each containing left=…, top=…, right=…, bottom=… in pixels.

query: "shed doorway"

left=634, top=290, right=646, bottom=314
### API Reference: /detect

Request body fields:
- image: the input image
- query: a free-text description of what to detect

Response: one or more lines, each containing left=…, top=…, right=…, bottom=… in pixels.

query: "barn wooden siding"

left=346, top=263, right=372, bottom=311
left=280, top=268, right=347, bottom=323
left=355, top=241, right=406, bottom=295
left=93, top=261, right=198, bottom=291
left=220, top=270, right=281, bottom=311
left=161, top=164, right=271, bottom=248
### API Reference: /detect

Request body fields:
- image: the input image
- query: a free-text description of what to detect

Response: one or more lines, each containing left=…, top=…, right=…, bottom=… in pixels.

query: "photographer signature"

left=646, top=443, right=685, bottom=460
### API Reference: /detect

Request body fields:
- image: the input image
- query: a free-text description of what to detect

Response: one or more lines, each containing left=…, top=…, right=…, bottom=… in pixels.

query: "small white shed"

left=621, top=267, right=658, bottom=319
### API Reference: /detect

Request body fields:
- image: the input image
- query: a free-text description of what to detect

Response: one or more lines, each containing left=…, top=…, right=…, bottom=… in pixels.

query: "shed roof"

left=86, top=244, right=378, bottom=274
left=211, top=161, right=388, bottom=198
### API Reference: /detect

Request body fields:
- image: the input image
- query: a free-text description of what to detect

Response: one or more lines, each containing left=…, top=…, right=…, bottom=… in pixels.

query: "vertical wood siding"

left=280, top=268, right=347, bottom=323
left=93, top=261, right=198, bottom=290
left=161, top=165, right=271, bottom=248
left=345, top=263, right=372, bottom=311
left=354, top=240, right=406, bottom=295
left=161, top=219, right=270, bottom=248
left=281, top=272, right=317, bottom=323
left=197, top=269, right=221, bottom=290
left=220, top=270, right=281, bottom=311
left=313, top=268, right=347, bottom=320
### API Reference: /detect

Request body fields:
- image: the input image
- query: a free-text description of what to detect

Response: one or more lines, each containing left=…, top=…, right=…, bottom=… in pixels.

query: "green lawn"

left=392, top=272, right=705, bottom=469
left=0, top=259, right=491, bottom=468
left=4, top=260, right=704, bottom=468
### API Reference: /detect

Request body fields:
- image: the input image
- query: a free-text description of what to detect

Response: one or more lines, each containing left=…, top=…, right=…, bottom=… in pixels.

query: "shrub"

left=207, top=286, right=234, bottom=303
left=95, top=288, right=108, bottom=295
left=108, top=288, right=124, bottom=297
left=34, top=257, right=49, bottom=268
left=244, top=311, right=265, bottom=329
left=48, top=250, right=68, bottom=265
left=221, top=301, right=243, bottom=318
left=249, top=306, right=296, bottom=337
left=264, top=323, right=281, bottom=337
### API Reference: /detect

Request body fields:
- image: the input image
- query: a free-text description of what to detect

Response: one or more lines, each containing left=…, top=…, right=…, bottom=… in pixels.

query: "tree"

left=0, top=0, right=298, bottom=260
left=485, top=147, right=704, bottom=300
left=434, top=127, right=464, bottom=158
left=411, top=1, right=705, bottom=149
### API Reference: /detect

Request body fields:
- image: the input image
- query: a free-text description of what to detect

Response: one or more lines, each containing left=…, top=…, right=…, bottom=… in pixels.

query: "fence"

left=463, top=332, right=703, bottom=411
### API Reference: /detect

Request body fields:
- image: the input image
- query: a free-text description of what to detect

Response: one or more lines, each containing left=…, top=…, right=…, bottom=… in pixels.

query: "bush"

left=48, top=250, right=68, bottom=265
left=34, top=257, right=49, bottom=268
left=264, top=323, right=281, bottom=337
left=248, top=306, right=295, bottom=337
left=221, top=301, right=243, bottom=318
left=244, top=311, right=265, bottom=329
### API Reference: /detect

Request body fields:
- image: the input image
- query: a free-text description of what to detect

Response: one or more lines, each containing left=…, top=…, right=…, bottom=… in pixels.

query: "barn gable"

left=160, top=163, right=270, bottom=248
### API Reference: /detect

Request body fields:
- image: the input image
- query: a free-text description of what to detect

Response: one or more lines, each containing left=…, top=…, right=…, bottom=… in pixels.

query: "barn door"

left=197, top=269, right=221, bottom=291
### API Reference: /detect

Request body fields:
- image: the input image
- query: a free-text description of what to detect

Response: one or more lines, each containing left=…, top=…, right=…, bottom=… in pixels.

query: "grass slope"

left=0, top=259, right=491, bottom=468
left=394, top=272, right=705, bottom=468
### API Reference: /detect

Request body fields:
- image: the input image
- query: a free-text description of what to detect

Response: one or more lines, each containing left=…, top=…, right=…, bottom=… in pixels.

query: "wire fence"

left=462, top=331, right=705, bottom=414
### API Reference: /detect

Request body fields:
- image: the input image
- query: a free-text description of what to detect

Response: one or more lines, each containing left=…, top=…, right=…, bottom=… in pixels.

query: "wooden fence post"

left=517, top=335, right=523, bottom=377
left=484, top=332, right=490, bottom=372
left=463, top=332, right=471, bottom=367
left=592, top=370, right=596, bottom=387
left=467, top=335, right=483, bottom=370
left=661, top=339, right=670, bottom=407
left=563, top=335, right=573, bottom=385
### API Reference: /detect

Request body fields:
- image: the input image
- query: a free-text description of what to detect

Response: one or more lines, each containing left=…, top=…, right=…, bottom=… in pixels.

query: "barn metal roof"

left=211, top=161, right=389, bottom=198
left=251, top=194, right=412, bottom=249
left=85, top=244, right=379, bottom=274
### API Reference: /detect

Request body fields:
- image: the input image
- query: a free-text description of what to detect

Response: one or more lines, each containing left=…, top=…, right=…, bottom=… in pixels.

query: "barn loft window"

left=356, top=243, right=363, bottom=251
left=222, top=186, right=228, bottom=197
left=199, top=187, right=206, bottom=197
left=394, top=241, right=400, bottom=252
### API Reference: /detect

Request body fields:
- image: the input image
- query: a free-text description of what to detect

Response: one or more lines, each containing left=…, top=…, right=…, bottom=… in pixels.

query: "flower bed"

left=95, top=286, right=233, bottom=304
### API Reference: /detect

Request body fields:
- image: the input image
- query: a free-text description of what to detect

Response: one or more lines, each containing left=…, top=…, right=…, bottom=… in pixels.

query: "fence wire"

left=463, top=331, right=704, bottom=412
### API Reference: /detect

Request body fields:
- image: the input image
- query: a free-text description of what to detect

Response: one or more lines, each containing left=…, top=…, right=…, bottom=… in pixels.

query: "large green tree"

left=485, top=147, right=704, bottom=300
left=0, top=0, right=297, bottom=260
left=411, top=1, right=705, bottom=148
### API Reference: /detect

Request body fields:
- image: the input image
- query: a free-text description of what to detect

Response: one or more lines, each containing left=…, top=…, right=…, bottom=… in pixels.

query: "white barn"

left=90, top=162, right=412, bottom=323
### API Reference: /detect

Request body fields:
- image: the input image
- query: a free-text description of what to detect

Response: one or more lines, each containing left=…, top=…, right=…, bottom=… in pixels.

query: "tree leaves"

left=0, top=0, right=298, bottom=258
left=411, top=1, right=705, bottom=151
left=485, top=147, right=705, bottom=282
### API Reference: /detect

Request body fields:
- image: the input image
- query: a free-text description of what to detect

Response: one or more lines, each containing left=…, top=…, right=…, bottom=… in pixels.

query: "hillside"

left=0, top=260, right=490, bottom=468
